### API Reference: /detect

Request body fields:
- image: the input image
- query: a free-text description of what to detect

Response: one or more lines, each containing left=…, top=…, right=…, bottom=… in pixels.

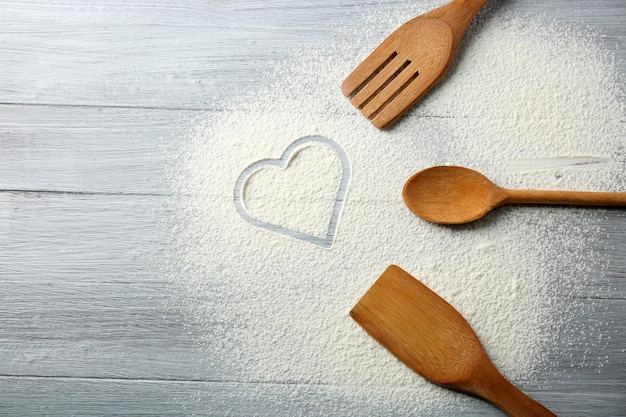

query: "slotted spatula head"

left=342, top=0, right=490, bottom=129
left=342, top=18, right=454, bottom=129
left=350, top=265, right=556, bottom=417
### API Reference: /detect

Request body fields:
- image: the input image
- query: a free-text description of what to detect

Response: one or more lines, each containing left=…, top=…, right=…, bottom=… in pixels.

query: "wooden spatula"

left=342, top=0, right=489, bottom=129
left=350, top=265, right=556, bottom=417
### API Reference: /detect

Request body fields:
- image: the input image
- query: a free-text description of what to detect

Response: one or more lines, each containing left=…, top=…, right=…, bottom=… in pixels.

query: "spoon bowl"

left=403, top=166, right=626, bottom=224
left=403, top=165, right=506, bottom=224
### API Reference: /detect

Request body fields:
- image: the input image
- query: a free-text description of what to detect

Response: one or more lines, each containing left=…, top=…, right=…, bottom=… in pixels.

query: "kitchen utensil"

left=341, top=0, right=489, bottom=129
left=350, top=265, right=556, bottom=417
left=403, top=165, right=626, bottom=224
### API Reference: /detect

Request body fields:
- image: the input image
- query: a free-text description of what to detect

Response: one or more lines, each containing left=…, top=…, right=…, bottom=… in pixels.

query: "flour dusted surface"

left=168, top=4, right=624, bottom=415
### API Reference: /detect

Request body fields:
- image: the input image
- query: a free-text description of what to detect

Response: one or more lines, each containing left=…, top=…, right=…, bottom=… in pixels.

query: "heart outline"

left=234, top=136, right=350, bottom=249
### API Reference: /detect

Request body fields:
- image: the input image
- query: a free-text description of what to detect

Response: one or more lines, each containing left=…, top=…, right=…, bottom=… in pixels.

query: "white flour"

left=241, top=144, right=343, bottom=239
left=168, top=4, right=624, bottom=415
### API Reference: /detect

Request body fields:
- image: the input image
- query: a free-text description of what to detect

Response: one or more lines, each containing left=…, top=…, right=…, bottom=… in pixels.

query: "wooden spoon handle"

left=504, top=189, right=626, bottom=206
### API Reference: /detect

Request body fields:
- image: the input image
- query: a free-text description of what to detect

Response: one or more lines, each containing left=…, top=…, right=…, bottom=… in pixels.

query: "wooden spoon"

left=403, top=165, right=626, bottom=225
left=341, top=0, right=489, bottom=129
left=351, top=265, right=556, bottom=417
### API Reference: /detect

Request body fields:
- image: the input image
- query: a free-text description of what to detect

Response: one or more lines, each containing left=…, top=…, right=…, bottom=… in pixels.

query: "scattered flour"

left=167, top=3, right=624, bottom=415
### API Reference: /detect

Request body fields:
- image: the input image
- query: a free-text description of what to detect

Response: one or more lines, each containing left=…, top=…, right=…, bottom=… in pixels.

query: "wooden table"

left=1, top=1, right=624, bottom=415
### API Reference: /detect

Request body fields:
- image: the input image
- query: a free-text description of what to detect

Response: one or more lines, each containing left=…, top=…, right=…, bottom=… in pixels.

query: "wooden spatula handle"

left=504, top=189, right=626, bottom=206
left=426, top=0, right=489, bottom=47
left=484, top=374, right=555, bottom=417
left=457, top=357, right=556, bottom=417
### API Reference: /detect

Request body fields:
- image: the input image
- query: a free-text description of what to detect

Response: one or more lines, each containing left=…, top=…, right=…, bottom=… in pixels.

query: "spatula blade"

left=351, top=265, right=557, bottom=417
left=350, top=264, right=483, bottom=385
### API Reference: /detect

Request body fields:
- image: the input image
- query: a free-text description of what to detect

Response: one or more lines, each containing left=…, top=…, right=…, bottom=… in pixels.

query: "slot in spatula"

left=350, top=265, right=556, bottom=416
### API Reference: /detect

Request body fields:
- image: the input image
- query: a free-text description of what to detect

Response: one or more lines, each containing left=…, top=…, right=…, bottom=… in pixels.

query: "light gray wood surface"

left=1, top=1, right=624, bottom=416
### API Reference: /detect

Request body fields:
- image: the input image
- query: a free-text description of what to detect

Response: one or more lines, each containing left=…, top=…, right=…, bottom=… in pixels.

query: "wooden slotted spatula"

left=350, top=265, right=556, bottom=417
left=342, top=0, right=489, bottom=129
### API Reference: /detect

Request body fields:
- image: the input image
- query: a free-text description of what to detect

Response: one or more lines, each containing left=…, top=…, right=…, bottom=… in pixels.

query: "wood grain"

left=341, top=0, right=490, bottom=128
left=402, top=166, right=626, bottom=224
left=0, top=0, right=624, bottom=415
left=351, top=265, right=556, bottom=416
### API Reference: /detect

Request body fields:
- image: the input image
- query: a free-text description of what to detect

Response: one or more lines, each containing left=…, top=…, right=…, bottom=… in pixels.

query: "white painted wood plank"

left=0, top=104, right=182, bottom=193
left=0, top=366, right=624, bottom=416
left=0, top=0, right=354, bottom=109
left=1, top=360, right=625, bottom=417
left=594, top=213, right=626, bottom=297
left=0, top=0, right=623, bottom=109
left=0, top=192, right=211, bottom=381
left=0, top=376, right=506, bottom=416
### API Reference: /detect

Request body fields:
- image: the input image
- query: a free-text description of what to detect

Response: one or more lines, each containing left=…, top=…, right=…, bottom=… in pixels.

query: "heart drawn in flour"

left=234, top=136, right=350, bottom=248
